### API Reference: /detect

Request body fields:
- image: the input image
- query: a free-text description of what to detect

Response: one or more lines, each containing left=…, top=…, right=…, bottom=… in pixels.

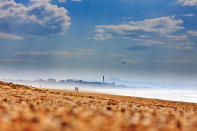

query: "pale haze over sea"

left=6, top=79, right=197, bottom=104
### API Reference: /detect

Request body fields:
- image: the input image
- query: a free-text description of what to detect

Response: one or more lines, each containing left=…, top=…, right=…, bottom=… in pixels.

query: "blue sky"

left=0, top=0, right=197, bottom=85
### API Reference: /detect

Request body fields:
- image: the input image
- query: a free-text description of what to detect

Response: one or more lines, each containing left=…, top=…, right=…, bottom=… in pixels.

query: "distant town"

left=2, top=76, right=127, bottom=89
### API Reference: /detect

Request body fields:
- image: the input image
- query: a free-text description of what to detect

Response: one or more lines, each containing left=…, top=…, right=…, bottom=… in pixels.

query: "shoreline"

left=60, top=89, right=197, bottom=105
left=3, top=81, right=197, bottom=108
left=5, top=80, right=197, bottom=104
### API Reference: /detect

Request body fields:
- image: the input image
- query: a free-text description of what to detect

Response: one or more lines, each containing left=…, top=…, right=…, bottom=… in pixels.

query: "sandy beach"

left=0, top=81, right=197, bottom=131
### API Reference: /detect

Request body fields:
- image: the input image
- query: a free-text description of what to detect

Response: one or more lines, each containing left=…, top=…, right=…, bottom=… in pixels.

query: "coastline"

left=3, top=79, right=197, bottom=104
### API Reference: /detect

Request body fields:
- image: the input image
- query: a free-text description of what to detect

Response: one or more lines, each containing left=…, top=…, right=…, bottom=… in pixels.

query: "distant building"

left=58, top=80, right=66, bottom=84
left=67, top=79, right=75, bottom=83
left=48, top=79, right=56, bottom=83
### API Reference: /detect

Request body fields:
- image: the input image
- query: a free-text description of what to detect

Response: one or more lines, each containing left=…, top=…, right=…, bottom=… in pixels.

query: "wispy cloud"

left=187, top=30, right=197, bottom=36
left=94, top=15, right=195, bottom=50
left=165, top=41, right=195, bottom=50
left=94, top=33, right=112, bottom=40
left=181, top=13, right=195, bottom=17
left=0, top=32, right=23, bottom=40
left=72, top=0, right=82, bottom=2
left=0, top=58, right=36, bottom=63
left=131, top=38, right=164, bottom=45
left=121, top=58, right=141, bottom=65
left=15, top=49, right=95, bottom=57
left=95, top=16, right=184, bottom=40
left=176, top=0, right=197, bottom=6
left=58, top=0, right=67, bottom=3
left=94, top=28, right=112, bottom=40
left=166, top=34, right=187, bottom=40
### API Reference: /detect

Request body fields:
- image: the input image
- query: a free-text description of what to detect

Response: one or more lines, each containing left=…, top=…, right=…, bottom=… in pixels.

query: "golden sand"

left=0, top=81, right=197, bottom=131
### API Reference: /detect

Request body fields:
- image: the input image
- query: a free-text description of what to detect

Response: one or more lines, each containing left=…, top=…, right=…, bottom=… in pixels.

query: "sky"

left=0, top=0, right=197, bottom=85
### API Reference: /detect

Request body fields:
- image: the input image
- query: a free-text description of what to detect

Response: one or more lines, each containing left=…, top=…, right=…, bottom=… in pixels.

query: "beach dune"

left=0, top=81, right=197, bottom=131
